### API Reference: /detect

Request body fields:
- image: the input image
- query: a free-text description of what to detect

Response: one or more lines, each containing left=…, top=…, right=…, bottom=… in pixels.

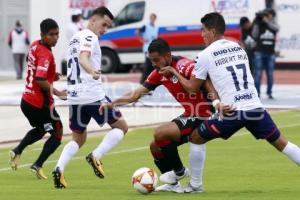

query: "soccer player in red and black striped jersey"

left=9, top=18, right=67, bottom=179
left=100, top=38, right=219, bottom=192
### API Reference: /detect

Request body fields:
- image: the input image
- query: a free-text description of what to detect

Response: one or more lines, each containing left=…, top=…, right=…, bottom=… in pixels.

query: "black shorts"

left=21, top=99, right=62, bottom=133
left=172, top=115, right=205, bottom=145
left=69, top=97, right=122, bottom=133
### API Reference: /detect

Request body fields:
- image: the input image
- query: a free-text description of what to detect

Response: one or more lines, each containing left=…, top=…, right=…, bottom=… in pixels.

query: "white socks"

left=282, top=142, right=300, bottom=166
left=56, top=140, right=79, bottom=172
left=92, top=128, right=124, bottom=160
left=189, top=142, right=206, bottom=188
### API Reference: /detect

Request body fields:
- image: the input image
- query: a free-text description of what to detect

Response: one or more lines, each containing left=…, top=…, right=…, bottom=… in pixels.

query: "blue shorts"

left=69, top=96, right=122, bottom=133
left=198, top=108, right=281, bottom=142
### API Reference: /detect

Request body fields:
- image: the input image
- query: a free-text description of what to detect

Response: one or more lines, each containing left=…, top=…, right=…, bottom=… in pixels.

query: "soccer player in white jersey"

left=52, top=7, right=128, bottom=189
left=159, top=12, right=300, bottom=192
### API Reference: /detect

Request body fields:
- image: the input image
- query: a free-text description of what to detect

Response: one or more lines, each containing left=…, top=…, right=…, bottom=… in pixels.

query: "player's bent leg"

left=156, top=140, right=187, bottom=183
left=255, top=112, right=300, bottom=167
left=150, top=141, right=172, bottom=174
left=12, top=128, right=45, bottom=155
left=53, top=131, right=84, bottom=188
left=154, top=122, right=181, bottom=142
left=269, top=134, right=288, bottom=151
left=87, top=119, right=127, bottom=178
left=31, top=121, right=63, bottom=179
left=72, top=130, right=87, bottom=147
left=110, top=118, right=128, bottom=134
left=271, top=135, right=300, bottom=166
left=154, top=122, right=188, bottom=183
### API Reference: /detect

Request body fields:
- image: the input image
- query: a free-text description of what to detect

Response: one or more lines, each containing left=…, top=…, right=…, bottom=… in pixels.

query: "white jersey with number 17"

left=193, top=39, right=263, bottom=111
left=67, top=29, right=105, bottom=105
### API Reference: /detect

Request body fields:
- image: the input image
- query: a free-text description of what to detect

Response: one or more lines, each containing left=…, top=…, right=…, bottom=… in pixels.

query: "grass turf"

left=0, top=110, right=299, bottom=200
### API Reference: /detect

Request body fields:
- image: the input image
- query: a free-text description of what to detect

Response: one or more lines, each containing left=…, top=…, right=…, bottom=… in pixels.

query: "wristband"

left=212, top=99, right=220, bottom=108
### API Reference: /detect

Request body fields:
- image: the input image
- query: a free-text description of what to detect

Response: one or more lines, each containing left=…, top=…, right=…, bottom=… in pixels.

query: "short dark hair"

left=239, top=16, right=250, bottom=27
left=148, top=38, right=171, bottom=55
left=40, top=18, right=59, bottom=34
left=91, top=6, right=114, bottom=20
left=201, top=12, right=225, bottom=35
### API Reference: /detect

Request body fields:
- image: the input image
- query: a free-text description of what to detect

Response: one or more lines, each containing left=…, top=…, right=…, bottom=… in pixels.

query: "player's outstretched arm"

left=99, top=85, right=150, bottom=114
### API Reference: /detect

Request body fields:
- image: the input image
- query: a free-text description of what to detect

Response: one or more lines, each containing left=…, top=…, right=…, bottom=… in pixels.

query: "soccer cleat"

left=159, top=168, right=190, bottom=184
left=155, top=182, right=183, bottom=193
left=85, top=153, right=105, bottom=178
left=52, top=167, right=67, bottom=189
left=30, top=164, right=48, bottom=179
left=182, top=182, right=203, bottom=193
left=9, top=150, right=20, bottom=170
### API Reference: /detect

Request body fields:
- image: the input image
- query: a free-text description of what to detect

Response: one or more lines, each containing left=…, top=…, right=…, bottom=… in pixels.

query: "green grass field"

left=0, top=111, right=300, bottom=200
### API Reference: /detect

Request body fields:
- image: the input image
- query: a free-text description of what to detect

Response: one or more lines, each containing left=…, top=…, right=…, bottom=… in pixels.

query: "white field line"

left=0, top=146, right=148, bottom=172
left=0, top=123, right=299, bottom=172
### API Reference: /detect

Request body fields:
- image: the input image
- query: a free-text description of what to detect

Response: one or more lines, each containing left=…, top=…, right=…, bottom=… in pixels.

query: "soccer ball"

left=131, top=167, right=158, bottom=194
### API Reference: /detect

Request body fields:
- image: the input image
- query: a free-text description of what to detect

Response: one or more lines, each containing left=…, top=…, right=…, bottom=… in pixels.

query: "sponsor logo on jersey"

left=69, top=38, right=80, bottom=46
left=83, top=43, right=92, bottom=48
left=212, top=46, right=243, bottom=57
left=171, top=75, right=178, bottom=83
left=234, top=92, right=254, bottom=102
left=70, top=90, right=78, bottom=97
left=85, top=36, right=93, bottom=42
left=43, top=60, right=49, bottom=68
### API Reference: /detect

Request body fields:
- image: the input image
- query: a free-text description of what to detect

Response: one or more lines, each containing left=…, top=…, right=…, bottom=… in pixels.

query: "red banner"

left=69, top=0, right=107, bottom=9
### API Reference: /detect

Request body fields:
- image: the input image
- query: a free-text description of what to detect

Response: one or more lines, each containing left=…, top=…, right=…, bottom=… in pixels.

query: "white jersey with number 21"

left=193, top=39, right=263, bottom=111
left=67, top=29, right=105, bottom=105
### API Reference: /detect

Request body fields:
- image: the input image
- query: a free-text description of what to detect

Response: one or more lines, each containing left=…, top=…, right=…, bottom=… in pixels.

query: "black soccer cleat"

left=85, top=153, right=105, bottom=179
left=52, top=167, right=67, bottom=189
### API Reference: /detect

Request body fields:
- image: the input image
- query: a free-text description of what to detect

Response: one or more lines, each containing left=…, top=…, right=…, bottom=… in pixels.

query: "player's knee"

left=268, top=133, right=286, bottom=151
left=117, top=120, right=128, bottom=134
left=122, top=124, right=128, bottom=134
left=150, top=141, right=159, bottom=152
left=74, top=137, right=86, bottom=148
left=154, top=127, right=166, bottom=141
left=190, top=129, right=206, bottom=144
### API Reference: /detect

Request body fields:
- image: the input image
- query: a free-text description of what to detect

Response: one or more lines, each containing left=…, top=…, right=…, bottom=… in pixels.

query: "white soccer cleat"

left=155, top=182, right=183, bottom=193
left=159, top=168, right=190, bottom=184
left=182, top=182, right=203, bottom=193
